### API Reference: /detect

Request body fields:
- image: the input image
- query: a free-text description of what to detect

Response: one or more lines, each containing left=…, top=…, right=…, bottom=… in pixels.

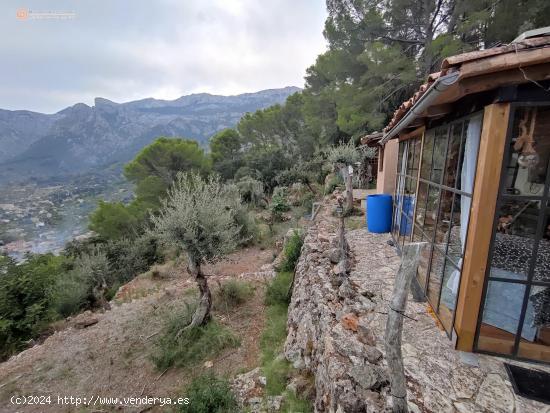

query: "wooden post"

left=454, top=103, right=510, bottom=351
left=385, top=242, right=426, bottom=413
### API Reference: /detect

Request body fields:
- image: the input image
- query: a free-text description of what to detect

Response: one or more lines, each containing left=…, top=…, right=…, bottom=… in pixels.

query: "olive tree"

left=328, top=141, right=360, bottom=212
left=150, top=172, right=241, bottom=328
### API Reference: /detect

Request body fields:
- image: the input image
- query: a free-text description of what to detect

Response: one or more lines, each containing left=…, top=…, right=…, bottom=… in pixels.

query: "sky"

left=0, top=0, right=328, bottom=113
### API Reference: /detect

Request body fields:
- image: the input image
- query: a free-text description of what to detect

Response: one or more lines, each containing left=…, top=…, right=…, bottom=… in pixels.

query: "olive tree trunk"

left=186, top=254, right=212, bottom=329
left=339, top=165, right=354, bottom=213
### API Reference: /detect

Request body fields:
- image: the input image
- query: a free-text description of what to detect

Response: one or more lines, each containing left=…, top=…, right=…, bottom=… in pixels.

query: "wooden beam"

left=454, top=103, right=510, bottom=352
left=398, top=126, right=425, bottom=142
left=433, top=63, right=550, bottom=107
left=458, top=47, right=550, bottom=80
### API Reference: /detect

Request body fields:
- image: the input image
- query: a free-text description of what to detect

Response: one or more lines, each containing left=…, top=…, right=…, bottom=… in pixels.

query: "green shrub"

left=152, top=303, right=240, bottom=370
left=265, top=271, right=293, bottom=307
left=324, top=173, right=343, bottom=195
left=105, top=234, right=162, bottom=284
left=269, top=187, right=290, bottom=221
left=236, top=176, right=265, bottom=207
left=178, top=373, right=238, bottom=413
left=0, top=254, right=65, bottom=359
left=279, top=231, right=303, bottom=273
left=54, top=273, right=88, bottom=317
left=214, top=280, right=253, bottom=312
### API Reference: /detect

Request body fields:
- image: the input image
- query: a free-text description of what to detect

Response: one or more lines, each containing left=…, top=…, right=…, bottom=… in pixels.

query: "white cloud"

left=0, top=0, right=327, bottom=113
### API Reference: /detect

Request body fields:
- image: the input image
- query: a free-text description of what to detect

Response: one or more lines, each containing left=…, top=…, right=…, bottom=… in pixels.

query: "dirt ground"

left=0, top=247, right=275, bottom=413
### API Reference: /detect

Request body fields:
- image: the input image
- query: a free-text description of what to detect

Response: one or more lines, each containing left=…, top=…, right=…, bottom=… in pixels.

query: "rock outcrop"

left=284, top=203, right=389, bottom=412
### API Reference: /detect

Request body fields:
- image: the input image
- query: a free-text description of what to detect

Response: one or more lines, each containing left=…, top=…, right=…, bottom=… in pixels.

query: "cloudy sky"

left=1, top=0, right=327, bottom=113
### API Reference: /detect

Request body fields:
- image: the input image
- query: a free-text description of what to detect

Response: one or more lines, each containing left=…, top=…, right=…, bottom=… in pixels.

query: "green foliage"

left=260, top=270, right=311, bottom=409
left=235, top=176, right=265, bottom=207
left=327, top=141, right=360, bottom=167
left=104, top=234, right=161, bottom=284
left=151, top=172, right=243, bottom=266
left=276, top=164, right=316, bottom=194
left=55, top=248, right=112, bottom=316
left=152, top=303, right=239, bottom=370
left=269, top=187, right=290, bottom=222
left=0, top=254, right=65, bottom=359
left=279, top=231, right=304, bottom=273
left=124, top=137, right=210, bottom=196
left=214, top=280, right=253, bottom=312
left=89, top=200, right=143, bottom=240
left=178, top=373, right=238, bottom=413
left=265, top=271, right=293, bottom=307
left=210, top=129, right=243, bottom=181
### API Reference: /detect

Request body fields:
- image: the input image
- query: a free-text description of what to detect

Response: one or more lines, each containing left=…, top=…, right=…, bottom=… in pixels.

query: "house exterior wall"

left=376, top=139, right=398, bottom=194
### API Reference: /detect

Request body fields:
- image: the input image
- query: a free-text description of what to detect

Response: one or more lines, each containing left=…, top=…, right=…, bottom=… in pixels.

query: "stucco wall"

left=376, top=139, right=399, bottom=195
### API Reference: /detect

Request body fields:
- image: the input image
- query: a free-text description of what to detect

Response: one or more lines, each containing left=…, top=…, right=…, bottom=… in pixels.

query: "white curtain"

left=448, top=114, right=482, bottom=295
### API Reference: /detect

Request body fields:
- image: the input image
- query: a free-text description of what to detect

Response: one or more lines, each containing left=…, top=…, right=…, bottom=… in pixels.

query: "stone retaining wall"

left=284, top=203, right=389, bottom=413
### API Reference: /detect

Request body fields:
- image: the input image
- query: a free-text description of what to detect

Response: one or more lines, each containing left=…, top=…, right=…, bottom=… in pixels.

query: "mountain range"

left=0, top=86, right=300, bottom=184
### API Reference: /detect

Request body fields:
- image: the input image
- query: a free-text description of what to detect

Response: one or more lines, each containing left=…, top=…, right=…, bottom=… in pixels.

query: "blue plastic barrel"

left=367, top=194, right=393, bottom=233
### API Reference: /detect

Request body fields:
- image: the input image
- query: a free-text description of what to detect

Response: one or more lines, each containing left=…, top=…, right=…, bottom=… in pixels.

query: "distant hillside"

left=0, top=87, right=300, bottom=183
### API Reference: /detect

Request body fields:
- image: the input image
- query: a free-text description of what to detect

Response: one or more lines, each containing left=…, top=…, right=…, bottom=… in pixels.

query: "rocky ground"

left=0, top=247, right=275, bottom=413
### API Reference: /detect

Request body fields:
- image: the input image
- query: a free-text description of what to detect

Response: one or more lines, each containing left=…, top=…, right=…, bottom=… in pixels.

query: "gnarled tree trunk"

left=339, top=164, right=354, bottom=213
left=186, top=254, right=212, bottom=329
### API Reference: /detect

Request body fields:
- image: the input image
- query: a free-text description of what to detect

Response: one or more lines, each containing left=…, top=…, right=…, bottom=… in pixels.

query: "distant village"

left=0, top=172, right=131, bottom=261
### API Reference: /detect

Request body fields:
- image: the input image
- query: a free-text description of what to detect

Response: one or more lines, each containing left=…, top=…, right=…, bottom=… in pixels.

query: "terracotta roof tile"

left=383, top=36, right=550, bottom=134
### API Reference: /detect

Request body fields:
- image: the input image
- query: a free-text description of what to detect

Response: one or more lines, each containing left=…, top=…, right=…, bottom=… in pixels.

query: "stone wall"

left=284, top=203, right=389, bottom=413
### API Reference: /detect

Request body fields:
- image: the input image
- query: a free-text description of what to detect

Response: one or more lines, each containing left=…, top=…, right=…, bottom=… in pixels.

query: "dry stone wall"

left=284, top=203, right=390, bottom=413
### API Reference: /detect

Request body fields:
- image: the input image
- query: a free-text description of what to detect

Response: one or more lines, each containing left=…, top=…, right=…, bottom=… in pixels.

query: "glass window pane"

left=439, top=260, right=461, bottom=333
left=534, top=209, right=550, bottom=283
left=478, top=281, right=526, bottom=355
left=420, top=130, right=434, bottom=180
left=413, top=224, right=423, bottom=242
left=422, top=185, right=441, bottom=238
left=435, top=190, right=453, bottom=246
left=518, top=285, right=550, bottom=361
left=447, top=193, right=464, bottom=265
left=504, top=106, right=550, bottom=196
left=455, top=119, right=470, bottom=191
left=427, top=247, right=445, bottom=307
left=411, top=138, right=422, bottom=172
left=398, top=142, right=405, bottom=175
left=431, top=127, right=448, bottom=183
left=415, top=181, right=429, bottom=228
left=442, top=122, right=463, bottom=188
left=416, top=243, right=432, bottom=293
left=406, top=141, right=414, bottom=176
left=490, top=198, right=541, bottom=280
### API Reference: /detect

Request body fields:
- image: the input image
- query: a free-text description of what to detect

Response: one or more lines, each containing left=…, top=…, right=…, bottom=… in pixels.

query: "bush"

left=105, top=234, right=162, bottom=284
left=269, top=187, right=290, bottom=222
left=54, top=247, right=113, bottom=316
left=178, top=373, right=238, bottom=413
left=279, top=231, right=303, bottom=273
left=214, top=280, right=253, bottom=312
left=265, top=271, right=293, bottom=307
left=324, top=173, right=343, bottom=195
left=0, top=254, right=65, bottom=359
left=235, top=176, right=265, bottom=207
left=152, top=303, right=240, bottom=370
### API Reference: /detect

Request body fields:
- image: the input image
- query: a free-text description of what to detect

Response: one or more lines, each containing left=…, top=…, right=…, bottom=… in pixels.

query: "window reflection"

left=442, top=123, right=463, bottom=188
left=427, top=247, right=445, bottom=307
left=420, top=131, right=434, bottom=180
left=439, top=259, right=461, bottom=332
left=423, top=185, right=440, bottom=237
left=478, top=281, right=526, bottom=355
left=490, top=198, right=540, bottom=280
